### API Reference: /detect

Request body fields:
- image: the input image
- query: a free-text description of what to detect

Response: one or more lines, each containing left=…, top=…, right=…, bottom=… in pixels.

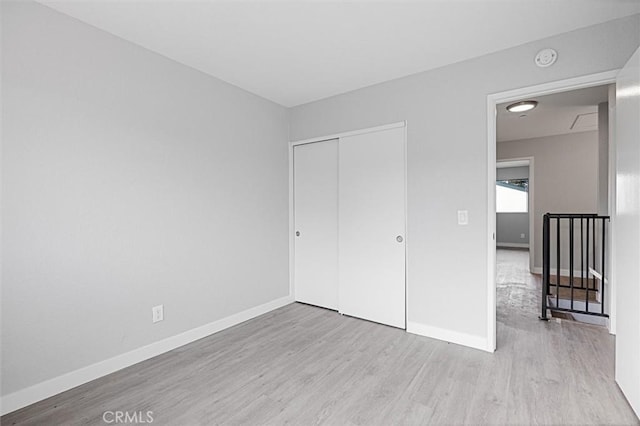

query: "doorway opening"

left=496, top=158, right=534, bottom=267
left=486, top=70, right=619, bottom=351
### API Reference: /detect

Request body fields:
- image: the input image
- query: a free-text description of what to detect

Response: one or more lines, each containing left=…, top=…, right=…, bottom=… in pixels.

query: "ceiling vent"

left=570, top=112, right=598, bottom=131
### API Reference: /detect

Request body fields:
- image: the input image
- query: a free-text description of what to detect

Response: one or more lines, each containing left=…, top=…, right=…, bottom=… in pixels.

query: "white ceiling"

left=497, top=85, right=611, bottom=142
left=39, top=0, right=640, bottom=107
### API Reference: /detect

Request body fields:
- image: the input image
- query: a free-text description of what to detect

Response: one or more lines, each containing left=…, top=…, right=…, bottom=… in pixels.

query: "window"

left=496, top=179, right=528, bottom=213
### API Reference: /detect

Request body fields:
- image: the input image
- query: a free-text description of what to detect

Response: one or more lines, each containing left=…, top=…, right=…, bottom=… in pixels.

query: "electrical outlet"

left=520, top=233, right=526, bottom=239
left=152, top=305, right=164, bottom=323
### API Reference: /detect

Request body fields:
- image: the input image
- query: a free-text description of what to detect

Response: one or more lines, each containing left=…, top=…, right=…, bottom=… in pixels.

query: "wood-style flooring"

left=2, top=249, right=638, bottom=425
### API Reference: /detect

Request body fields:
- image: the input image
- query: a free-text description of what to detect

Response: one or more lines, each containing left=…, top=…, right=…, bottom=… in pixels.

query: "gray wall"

left=497, top=166, right=529, bottom=181
left=1, top=2, right=289, bottom=396
left=289, top=15, right=639, bottom=342
left=598, top=100, right=610, bottom=215
left=497, top=214, right=529, bottom=245
left=496, top=166, right=530, bottom=246
left=498, top=131, right=599, bottom=271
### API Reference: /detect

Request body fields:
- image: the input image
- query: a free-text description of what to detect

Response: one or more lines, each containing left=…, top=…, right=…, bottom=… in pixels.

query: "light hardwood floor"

left=3, top=249, right=638, bottom=425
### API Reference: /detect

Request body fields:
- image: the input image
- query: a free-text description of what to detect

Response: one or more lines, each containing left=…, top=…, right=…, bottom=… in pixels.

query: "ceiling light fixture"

left=506, top=100, right=538, bottom=113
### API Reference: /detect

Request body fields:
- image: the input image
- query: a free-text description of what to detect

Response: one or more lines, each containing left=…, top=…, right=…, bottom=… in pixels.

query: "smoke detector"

left=535, top=48, right=558, bottom=68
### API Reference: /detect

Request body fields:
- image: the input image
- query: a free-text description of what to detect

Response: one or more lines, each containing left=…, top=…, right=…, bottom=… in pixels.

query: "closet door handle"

left=396, top=236, right=403, bottom=243
left=296, top=231, right=301, bottom=237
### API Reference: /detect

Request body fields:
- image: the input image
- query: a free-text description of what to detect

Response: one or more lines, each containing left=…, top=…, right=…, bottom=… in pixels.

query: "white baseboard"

left=406, top=321, right=491, bottom=353
left=0, top=295, right=294, bottom=416
left=497, top=242, right=529, bottom=248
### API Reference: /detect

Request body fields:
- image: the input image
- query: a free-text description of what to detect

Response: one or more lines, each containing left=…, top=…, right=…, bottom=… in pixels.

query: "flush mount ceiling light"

left=506, top=100, right=538, bottom=113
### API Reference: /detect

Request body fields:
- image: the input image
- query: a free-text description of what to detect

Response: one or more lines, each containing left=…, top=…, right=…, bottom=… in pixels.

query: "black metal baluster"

left=601, top=218, right=606, bottom=315
left=586, top=217, right=590, bottom=314
left=592, top=217, right=596, bottom=292
left=541, top=214, right=550, bottom=320
left=570, top=218, right=574, bottom=311
left=556, top=217, right=560, bottom=309
left=581, top=217, right=584, bottom=290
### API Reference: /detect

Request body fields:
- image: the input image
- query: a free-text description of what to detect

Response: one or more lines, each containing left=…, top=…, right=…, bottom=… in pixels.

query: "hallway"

left=496, top=248, right=539, bottom=324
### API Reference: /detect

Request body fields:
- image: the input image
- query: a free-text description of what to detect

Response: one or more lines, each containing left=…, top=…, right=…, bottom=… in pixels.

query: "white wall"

left=498, top=132, right=599, bottom=270
left=1, top=0, right=289, bottom=401
left=289, top=15, right=640, bottom=348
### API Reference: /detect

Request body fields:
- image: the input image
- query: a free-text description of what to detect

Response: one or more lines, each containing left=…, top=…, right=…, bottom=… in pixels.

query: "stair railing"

left=540, top=213, right=610, bottom=321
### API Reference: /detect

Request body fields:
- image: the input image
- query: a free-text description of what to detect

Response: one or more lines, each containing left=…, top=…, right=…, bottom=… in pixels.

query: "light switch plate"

left=152, top=305, right=164, bottom=323
left=457, top=210, right=469, bottom=225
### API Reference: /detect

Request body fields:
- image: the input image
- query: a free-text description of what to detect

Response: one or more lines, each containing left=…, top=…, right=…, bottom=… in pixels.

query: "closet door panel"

left=338, top=127, right=406, bottom=328
left=293, top=140, right=339, bottom=310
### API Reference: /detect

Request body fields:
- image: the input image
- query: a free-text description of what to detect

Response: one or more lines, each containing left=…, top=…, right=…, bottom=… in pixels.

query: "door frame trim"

left=291, top=121, right=406, bottom=146
left=487, top=70, right=619, bottom=351
left=496, top=157, right=535, bottom=272
left=289, top=121, right=408, bottom=326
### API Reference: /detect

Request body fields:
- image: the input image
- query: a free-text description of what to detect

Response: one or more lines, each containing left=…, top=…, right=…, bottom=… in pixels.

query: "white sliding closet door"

left=293, top=140, right=338, bottom=310
left=338, top=127, right=406, bottom=328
